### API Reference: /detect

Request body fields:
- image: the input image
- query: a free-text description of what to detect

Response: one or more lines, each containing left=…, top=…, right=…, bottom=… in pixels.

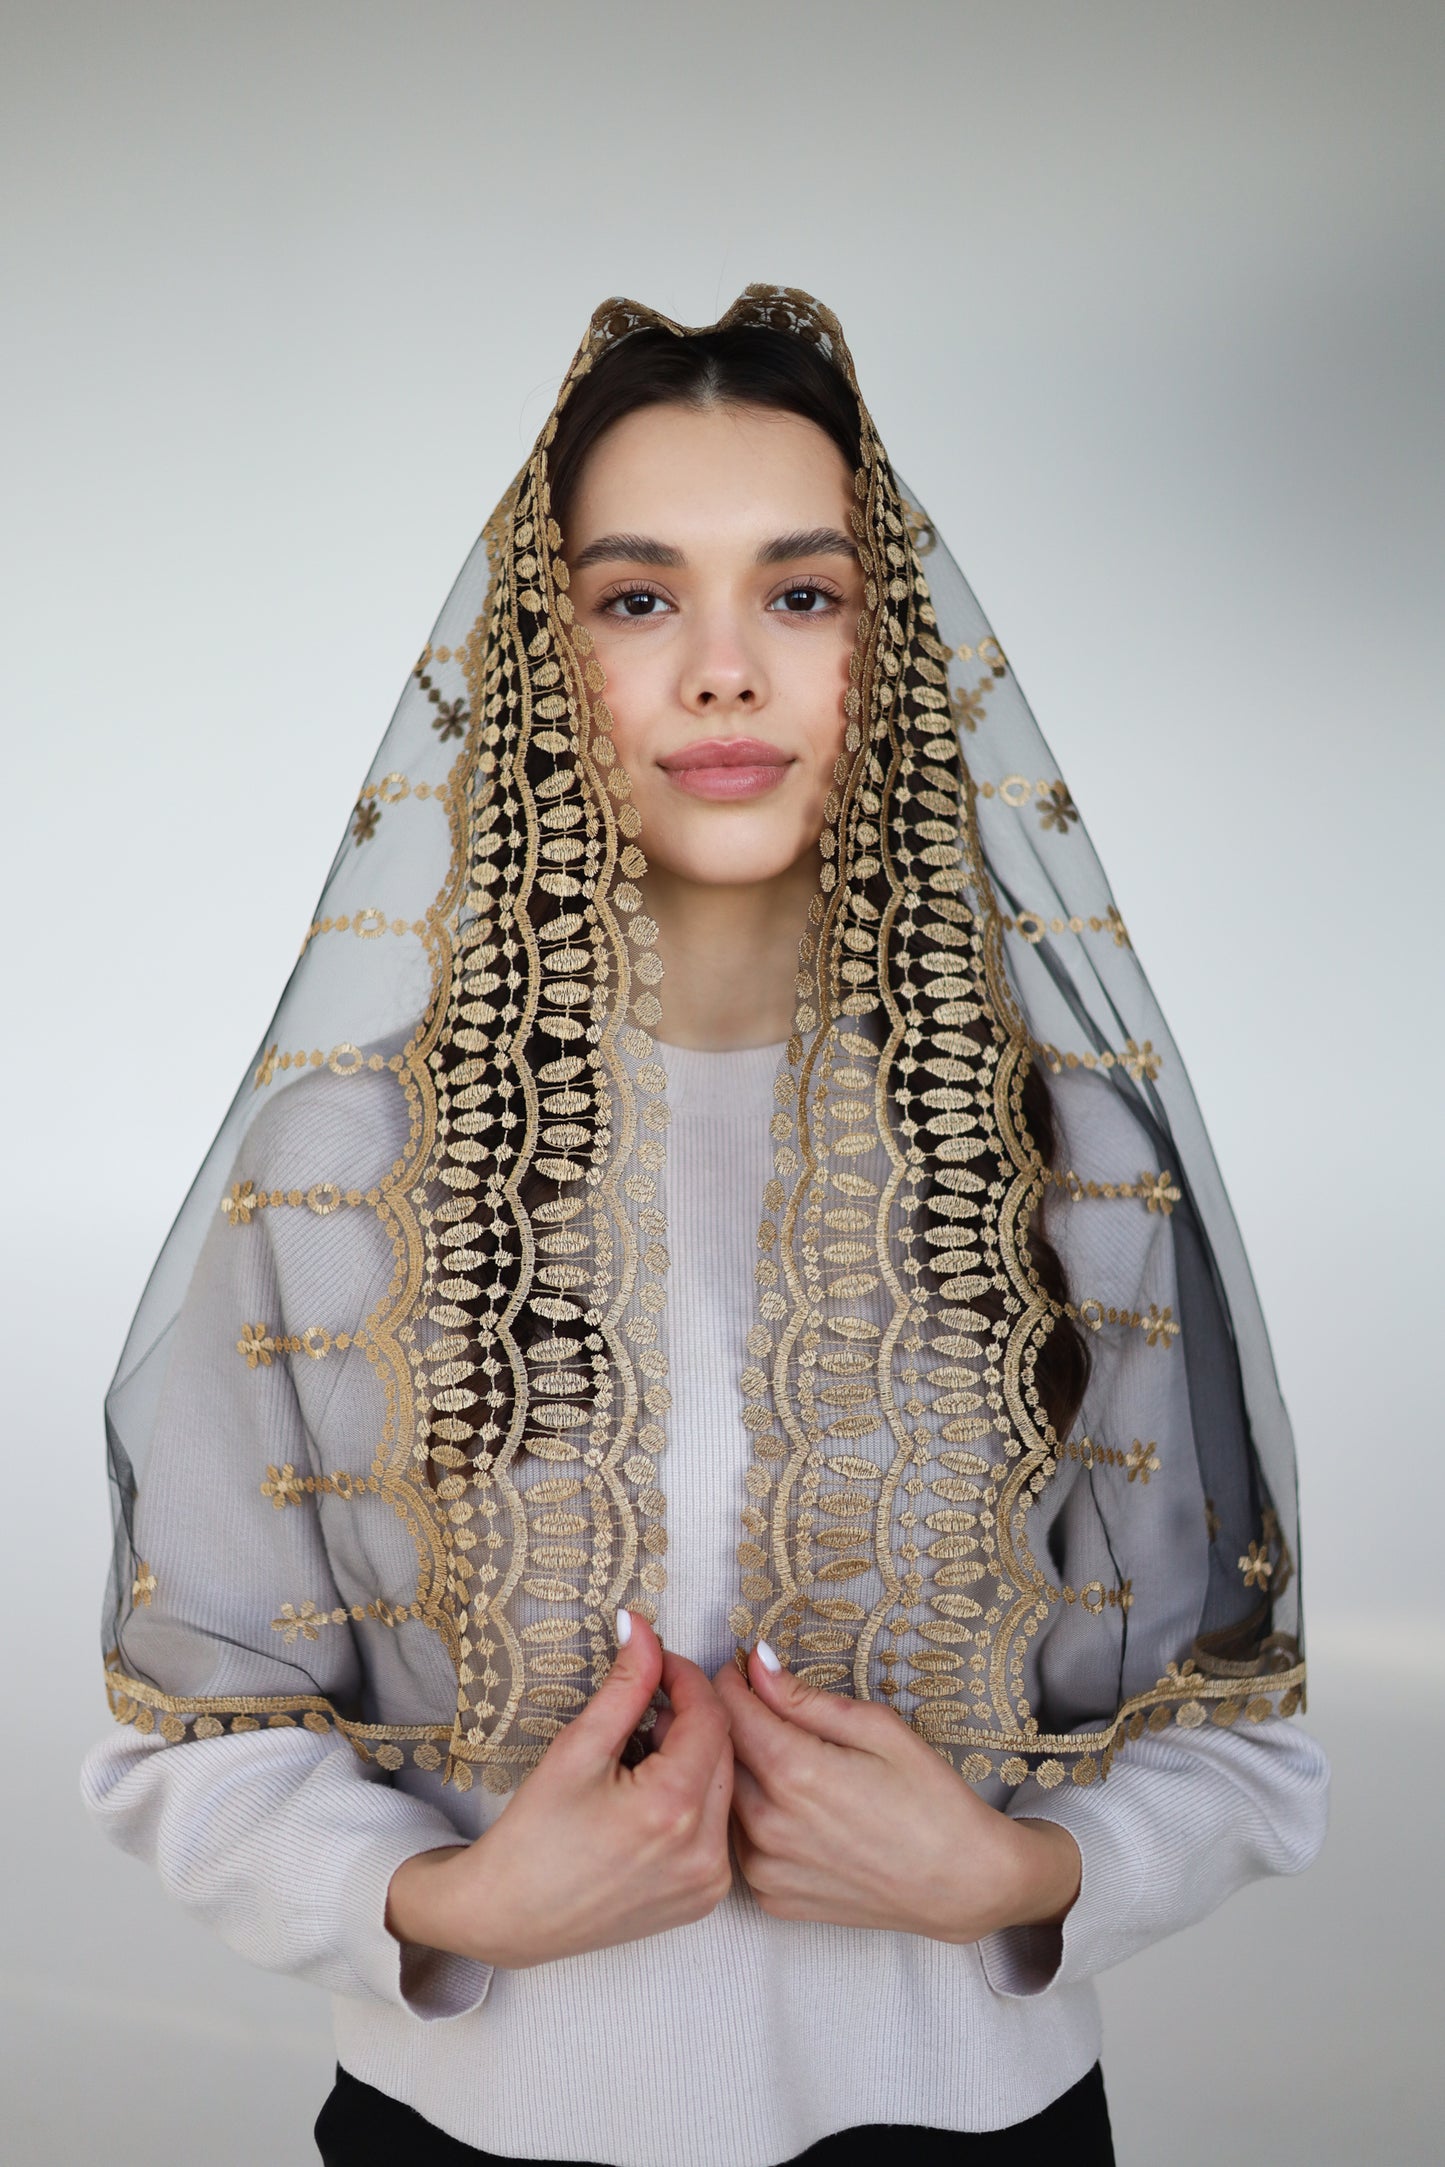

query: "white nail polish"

left=616, top=1607, right=633, bottom=1646
left=755, top=1639, right=781, bottom=1673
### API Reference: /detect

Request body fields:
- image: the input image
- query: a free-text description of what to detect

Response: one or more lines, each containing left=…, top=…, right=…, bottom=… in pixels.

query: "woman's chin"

left=628, top=793, right=826, bottom=891
left=637, top=837, right=821, bottom=890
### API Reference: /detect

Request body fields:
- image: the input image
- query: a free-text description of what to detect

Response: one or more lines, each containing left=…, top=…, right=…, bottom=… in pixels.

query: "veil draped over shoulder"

left=102, top=287, right=1305, bottom=1797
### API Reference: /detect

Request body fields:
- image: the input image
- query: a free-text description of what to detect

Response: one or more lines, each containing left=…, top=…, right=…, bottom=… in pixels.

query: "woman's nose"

left=680, top=610, right=767, bottom=712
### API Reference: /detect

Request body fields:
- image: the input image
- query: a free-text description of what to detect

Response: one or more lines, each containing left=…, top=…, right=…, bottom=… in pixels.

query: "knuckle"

left=743, top=1856, right=781, bottom=1903
left=669, top=1798, right=704, bottom=1846
left=695, top=1698, right=732, bottom=1745
left=640, top=1781, right=702, bottom=1848
left=783, top=1753, right=819, bottom=1805
left=736, top=1791, right=778, bottom=1847
left=705, top=1861, right=735, bottom=1910
left=690, top=1839, right=733, bottom=1901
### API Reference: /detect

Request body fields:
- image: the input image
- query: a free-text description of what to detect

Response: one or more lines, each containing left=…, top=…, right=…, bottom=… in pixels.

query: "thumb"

left=568, top=1608, right=664, bottom=1767
left=747, top=1639, right=880, bottom=1750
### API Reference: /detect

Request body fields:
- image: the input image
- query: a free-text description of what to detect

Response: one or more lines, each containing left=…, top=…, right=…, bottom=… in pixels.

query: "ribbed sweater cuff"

left=341, top=1820, right=493, bottom=2020
left=976, top=1790, right=1144, bottom=1999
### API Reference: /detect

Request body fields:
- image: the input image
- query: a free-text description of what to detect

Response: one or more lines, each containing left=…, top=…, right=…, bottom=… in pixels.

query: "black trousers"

left=315, top=2061, right=1114, bottom=2165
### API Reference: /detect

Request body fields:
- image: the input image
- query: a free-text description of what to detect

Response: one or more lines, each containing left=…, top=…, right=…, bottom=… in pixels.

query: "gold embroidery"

left=951, top=681, right=991, bottom=732
left=261, top=1464, right=381, bottom=1508
left=1037, top=782, right=1079, bottom=833
left=1055, top=1436, right=1160, bottom=1484
left=235, top=1322, right=364, bottom=1367
left=221, top=1179, right=379, bottom=1224
left=1060, top=1298, right=1179, bottom=1346
left=272, top=1596, right=420, bottom=1643
left=1051, top=1578, right=1134, bottom=1613
left=110, top=287, right=1305, bottom=1793
left=1125, top=1439, right=1161, bottom=1484
left=1004, top=905, right=1131, bottom=948
left=1240, top=1541, right=1274, bottom=1589
left=1042, top=1167, right=1180, bottom=1214
left=1034, top=1038, right=1162, bottom=1083
left=297, top=912, right=427, bottom=959
left=355, top=771, right=452, bottom=808
left=953, top=637, right=1008, bottom=675
left=252, top=1044, right=406, bottom=1090
left=411, top=654, right=471, bottom=743
left=975, top=775, right=1069, bottom=808
left=105, top=1652, right=452, bottom=1771
left=131, top=1563, right=156, bottom=1607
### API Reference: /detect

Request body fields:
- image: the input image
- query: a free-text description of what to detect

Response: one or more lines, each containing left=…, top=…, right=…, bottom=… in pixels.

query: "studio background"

left=3, top=4, right=1440, bottom=2161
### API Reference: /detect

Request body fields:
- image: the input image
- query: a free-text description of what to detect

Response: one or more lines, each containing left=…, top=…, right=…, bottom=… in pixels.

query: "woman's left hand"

left=710, top=1644, right=1082, bottom=1943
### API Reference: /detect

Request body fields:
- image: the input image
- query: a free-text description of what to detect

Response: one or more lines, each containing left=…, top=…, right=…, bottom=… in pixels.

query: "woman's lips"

left=656, top=736, right=794, bottom=802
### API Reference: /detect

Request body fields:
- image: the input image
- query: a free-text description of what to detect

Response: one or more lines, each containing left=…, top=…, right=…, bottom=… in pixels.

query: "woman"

left=84, top=288, right=1328, bottom=2167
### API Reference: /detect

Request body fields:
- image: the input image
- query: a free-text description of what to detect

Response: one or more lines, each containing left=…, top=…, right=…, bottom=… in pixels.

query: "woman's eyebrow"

left=569, top=527, right=858, bottom=573
left=570, top=533, right=685, bottom=570
left=756, top=527, right=856, bottom=565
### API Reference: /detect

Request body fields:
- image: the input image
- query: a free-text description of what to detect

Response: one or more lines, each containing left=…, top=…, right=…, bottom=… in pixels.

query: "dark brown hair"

left=547, top=324, right=863, bottom=536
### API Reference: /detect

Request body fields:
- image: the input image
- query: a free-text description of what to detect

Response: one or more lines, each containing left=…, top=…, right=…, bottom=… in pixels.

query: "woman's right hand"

left=384, top=1611, right=735, bottom=1969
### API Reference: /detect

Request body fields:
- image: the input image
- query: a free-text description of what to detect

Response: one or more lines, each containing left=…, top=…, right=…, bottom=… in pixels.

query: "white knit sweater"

left=82, top=1039, right=1329, bottom=2166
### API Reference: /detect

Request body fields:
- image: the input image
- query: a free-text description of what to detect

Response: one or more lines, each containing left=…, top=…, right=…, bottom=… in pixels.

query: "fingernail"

left=755, top=1639, right=782, bottom=1673
left=616, top=1607, right=633, bottom=1646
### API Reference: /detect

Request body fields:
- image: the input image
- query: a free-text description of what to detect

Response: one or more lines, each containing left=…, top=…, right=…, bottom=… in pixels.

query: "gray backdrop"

left=3, top=3, right=1441, bottom=2160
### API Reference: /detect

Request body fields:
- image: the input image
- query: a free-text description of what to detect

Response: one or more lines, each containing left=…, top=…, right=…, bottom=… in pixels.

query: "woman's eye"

left=603, top=589, right=669, bottom=618
left=769, top=584, right=835, bottom=615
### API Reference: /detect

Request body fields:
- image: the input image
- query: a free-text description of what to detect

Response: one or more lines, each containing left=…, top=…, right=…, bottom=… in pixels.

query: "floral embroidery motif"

left=951, top=682, right=989, bottom=732
left=236, top=1322, right=359, bottom=1367
left=1038, top=782, right=1079, bottom=833
left=222, top=1181, right=257, bottom=1226
left=1066, top=1297, right=1179, bottom=1347
left=237, top=1323, right=274, bottom=1369
left=351, top=802, right=381, bottom=845
left=131, top=1562, right=156, bottom=1607
left=273, top=1596, right=416, bottom=1642
left=273, top=1600, right=321, bottom=1643
left=261, top=1463, right=381, bottom=1509
left=1125, top=1440, right=1161, bottom=1485
left=411, top=653, right=471, bottom=744
left=1240, top=1541, right=1274, bottom=1589
left=1045, top=1166, right=1180, bottom=1215
left=221, top=1179, right=379, bottom=1224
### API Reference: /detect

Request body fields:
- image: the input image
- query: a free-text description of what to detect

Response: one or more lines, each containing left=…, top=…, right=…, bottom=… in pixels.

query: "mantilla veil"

left=102, top=287, right=1306, bottom=1798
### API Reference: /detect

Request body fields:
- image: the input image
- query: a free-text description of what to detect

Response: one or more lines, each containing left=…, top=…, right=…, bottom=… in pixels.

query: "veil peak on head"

left=101, top=285, right=1305, bottom=1795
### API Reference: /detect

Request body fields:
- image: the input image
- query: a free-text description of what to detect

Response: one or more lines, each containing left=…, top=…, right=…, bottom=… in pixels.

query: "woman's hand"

left=712, top=1643, right=1081, bottom=1944
left=386, top=1612, right=734, bottom=1969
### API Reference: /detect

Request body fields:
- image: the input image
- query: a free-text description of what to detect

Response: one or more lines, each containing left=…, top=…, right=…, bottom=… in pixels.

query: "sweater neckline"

left=652, top=1036, right=788, bottom=1116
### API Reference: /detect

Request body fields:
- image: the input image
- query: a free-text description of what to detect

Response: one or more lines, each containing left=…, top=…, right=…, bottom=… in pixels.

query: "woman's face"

left=564, top=400, right=861, bottom=888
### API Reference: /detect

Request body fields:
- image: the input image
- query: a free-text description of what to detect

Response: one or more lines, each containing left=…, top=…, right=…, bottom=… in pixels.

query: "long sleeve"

left=978, top=1713, right=1328, bottom=1995
left=81, top=1724, right=490, bottom=2018
left=85, top=1065, right=490, bottom=2019
left=978, top=1061, right=1329, bottom=1993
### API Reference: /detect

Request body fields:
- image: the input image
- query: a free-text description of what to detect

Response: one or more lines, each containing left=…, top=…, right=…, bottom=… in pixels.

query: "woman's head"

left=550, top=327, right=865, bottom=893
